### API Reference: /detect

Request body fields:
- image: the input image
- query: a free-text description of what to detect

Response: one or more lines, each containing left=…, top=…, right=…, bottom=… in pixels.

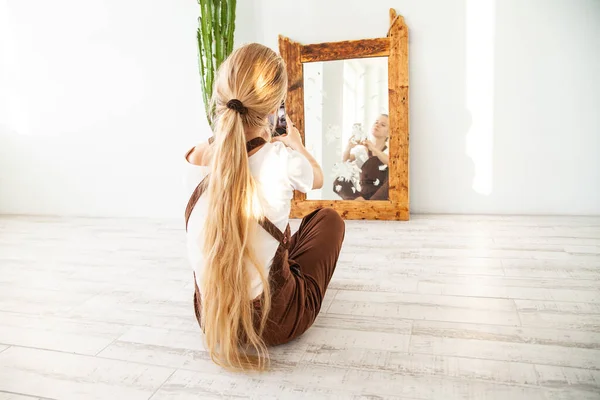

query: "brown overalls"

left=185, top=137, right=345, bottom=346
left=334, top=146, right=389, bottom=200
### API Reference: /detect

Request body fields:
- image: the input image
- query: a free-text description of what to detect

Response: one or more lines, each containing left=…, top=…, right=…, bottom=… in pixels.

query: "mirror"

left=303, top=57, right=389, bottom=201
left=278, top=8, right=409, bottom=220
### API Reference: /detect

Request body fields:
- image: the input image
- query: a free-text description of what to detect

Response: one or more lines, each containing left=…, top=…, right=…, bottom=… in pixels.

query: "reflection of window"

left=303, top=62, right=324, bottom=199
left=342, top=60, right=366, bottom=144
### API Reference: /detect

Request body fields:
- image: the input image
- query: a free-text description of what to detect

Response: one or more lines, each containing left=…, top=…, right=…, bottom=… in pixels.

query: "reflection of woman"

left=334, top=114, right=389, bottom=200
left=184, top=44, right=345, bottom=371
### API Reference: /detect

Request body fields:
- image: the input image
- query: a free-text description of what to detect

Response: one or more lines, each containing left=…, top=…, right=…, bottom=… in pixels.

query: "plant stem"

left=196, top=0, right=236, bottom=125
left=197, top=25, right=210, bottom=125
left=219, top=0, right=227, bottom=69
left=226, top=0, right=236, bottom=55
left=214, top=0, right=222, bottom=71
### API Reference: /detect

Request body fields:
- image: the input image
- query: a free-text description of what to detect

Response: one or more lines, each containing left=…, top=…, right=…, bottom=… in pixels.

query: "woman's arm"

left=342, top=146, right=356, bottom=162
left=343, top=150, right=356, bottom=162
left=272, top=116, right=324, bottom=190
left=295, top=146, right=323, bottom=190
left=186, top=142, right=211, bottom=166
left=342, top=137, right=358, bottom=162
left=372, top=149, right=389, bottom=165
left=363, top=141, right=389, bottom=165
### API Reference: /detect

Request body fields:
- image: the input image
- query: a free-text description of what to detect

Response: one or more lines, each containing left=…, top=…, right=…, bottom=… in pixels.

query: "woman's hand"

left=361, top=139, right=375, bottom=152
left=345, top=136, right=359, bottom=151
left=271, top=115, right=304, bottom=151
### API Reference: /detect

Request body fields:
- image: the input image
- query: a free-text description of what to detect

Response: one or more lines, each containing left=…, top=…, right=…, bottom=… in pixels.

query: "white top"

left=350, top=146, right=370, bottom=168
left=351, top=145, right=389, bottom=168
left=184, top=141, right=314, bottom=299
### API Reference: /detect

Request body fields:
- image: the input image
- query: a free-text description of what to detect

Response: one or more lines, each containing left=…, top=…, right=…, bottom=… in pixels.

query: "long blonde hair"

left=201, top=43, right=287, bottom=371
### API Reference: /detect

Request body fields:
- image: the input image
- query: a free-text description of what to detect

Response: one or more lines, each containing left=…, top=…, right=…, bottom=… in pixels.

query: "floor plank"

left=0, top=311, right=127, bottom=355
left=0, top=392, right=48, bottom=400
left=328, top=290, right=520, bottom=326
left=0, top=347, right=174, bottom=400
left=515, top=299, right=600, bottom=332
left=409, top=331, right=600, bottom=370
left=151, top=366, right=553, bottom=400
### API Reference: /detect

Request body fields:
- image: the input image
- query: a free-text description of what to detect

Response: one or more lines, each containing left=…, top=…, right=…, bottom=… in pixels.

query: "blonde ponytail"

left=200, top=43, right=287, bottom=371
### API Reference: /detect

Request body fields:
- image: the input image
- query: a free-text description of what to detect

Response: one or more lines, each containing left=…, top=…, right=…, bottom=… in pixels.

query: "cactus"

left=197, top=0, right=236, bottom=125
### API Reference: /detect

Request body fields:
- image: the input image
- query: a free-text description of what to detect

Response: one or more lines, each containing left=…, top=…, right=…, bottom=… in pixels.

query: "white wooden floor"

left=0, top=215, right=599, bottom=400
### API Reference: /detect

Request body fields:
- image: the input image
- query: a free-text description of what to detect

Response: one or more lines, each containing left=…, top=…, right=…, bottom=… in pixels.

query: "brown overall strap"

left=184, top=174, right=209, bottom=232
left=207, top=135, right=265, bottom=151
left=185, top=137, right=289, bottom=248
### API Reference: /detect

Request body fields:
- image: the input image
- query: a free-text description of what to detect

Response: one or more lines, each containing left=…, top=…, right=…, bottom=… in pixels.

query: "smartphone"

left=269, top=101, right=287, bottom=137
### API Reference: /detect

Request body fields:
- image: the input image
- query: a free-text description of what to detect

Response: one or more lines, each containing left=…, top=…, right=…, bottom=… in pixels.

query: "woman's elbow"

left=313, top=173, right=324, bottom=190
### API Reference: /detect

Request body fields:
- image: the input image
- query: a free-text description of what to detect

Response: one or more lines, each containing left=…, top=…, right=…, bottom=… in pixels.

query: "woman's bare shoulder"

left=186, top=142, right=211, bottom=166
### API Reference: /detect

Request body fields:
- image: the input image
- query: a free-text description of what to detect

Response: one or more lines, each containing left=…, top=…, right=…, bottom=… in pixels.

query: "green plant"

left=197, top=0, right=237, bottom=125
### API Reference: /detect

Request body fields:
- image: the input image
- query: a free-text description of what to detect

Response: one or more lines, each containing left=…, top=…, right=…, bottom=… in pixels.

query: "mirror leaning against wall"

left=279, top=8, right=409, bottom=220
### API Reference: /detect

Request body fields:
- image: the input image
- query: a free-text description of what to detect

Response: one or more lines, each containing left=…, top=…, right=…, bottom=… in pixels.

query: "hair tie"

left=226, top=99, right=248, bottom=115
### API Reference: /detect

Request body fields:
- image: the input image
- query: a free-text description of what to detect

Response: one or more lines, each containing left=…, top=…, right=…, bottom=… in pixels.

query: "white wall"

left=0, top=0, right=256, bottom=218
left=1, top=0, right=599, bottom=217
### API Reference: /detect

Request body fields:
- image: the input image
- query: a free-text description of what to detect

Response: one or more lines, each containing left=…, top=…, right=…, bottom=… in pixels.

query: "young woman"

left=183, top=43, right=345, bottom=371
left=335, top=114, right=390, bottom=200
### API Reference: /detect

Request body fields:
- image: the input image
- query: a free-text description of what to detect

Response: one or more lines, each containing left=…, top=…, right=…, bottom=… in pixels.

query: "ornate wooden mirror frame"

left=279, top=9, right=409, bottom=220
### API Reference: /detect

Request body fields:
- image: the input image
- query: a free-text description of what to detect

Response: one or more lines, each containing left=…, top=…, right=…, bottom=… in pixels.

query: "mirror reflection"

left=303, top=57, right=389, bottom=201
